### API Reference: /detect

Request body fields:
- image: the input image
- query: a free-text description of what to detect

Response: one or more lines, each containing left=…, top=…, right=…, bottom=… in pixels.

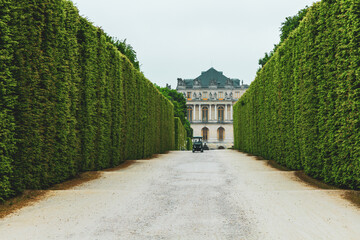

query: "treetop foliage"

left=155, top=84, right=193, bottom=138
left=258, top=6, right=309, bottom=68
left=105, top=35, right=140, bottom=70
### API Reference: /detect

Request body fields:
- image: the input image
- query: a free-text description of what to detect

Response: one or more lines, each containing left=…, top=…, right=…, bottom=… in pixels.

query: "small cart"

left=192, top=137, right=203, bottom=153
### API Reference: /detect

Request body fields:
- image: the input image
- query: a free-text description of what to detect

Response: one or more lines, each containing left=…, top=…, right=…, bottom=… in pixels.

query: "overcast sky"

left=71, top=0, right=318, bottom=87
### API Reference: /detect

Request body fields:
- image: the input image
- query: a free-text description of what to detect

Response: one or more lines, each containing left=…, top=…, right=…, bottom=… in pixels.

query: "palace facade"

left=176, top=68, right=249, bottom=149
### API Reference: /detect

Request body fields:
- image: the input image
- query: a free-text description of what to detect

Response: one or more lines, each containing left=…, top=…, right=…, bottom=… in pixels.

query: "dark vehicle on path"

left=192, top=137, right=203, bottom=153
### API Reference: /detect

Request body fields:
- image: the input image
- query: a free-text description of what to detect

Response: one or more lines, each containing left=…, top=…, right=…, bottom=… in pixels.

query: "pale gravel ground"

left=1, top=150, right=360, bottom=240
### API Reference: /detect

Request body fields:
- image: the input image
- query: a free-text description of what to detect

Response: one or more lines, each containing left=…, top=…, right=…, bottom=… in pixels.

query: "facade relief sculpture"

left=177, top=78, right=185, bottom=89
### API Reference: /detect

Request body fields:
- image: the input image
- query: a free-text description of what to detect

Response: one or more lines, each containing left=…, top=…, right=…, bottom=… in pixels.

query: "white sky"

left=71, top=0, right=319, bottom=87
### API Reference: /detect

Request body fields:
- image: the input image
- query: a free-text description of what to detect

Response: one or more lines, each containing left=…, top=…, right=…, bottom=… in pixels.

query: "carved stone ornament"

left=177, top=78, right=185, bottom=86
left=194, top=79, right=200, bottom=86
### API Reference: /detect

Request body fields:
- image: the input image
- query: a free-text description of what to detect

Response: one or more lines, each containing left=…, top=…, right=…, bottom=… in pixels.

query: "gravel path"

left=1, top=150, right=360, bottom=240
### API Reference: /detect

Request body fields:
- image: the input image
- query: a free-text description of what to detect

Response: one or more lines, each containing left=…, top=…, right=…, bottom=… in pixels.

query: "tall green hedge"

left=174, top=117, right=186, bottom=150
left=0, top=0, right=174, bottom=201
left=0, top=0, right=16, bottom=200
left=234, top=0, right=360, bottom=189
left=186, top=137, right=193, bottom=151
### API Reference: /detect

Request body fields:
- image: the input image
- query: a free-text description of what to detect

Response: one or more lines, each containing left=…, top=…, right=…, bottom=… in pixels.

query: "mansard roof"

left=179, top=68, right=243, bottom=89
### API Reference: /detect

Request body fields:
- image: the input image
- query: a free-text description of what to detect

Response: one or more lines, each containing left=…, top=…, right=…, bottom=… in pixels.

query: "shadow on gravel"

left=103, top=154, right=159, bottom=172
left=0, top=156, right=157, bottom=219
left=243, top=152, right=292, bottom=171
left=238, top=150, right=360, bottom=209
left=294, top=171, right=337, bottom=190
left=0, top=170, right=102, bottom=219
left=0, top=190, right=48, bottom=219
left=102, top=160, right=137, bottom=172
left=294, top=171, right=360, bottom=209
left=266, top=160, right=293, bottom=172
left=50, top=171, right=102, bottom=190
left=295, top=172, right=360, bottom=209
left=344, top=191, right=360, bottom=208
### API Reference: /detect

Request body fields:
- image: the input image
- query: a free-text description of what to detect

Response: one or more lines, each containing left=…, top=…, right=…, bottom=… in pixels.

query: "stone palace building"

left=176, top=68, right=248, bottom=149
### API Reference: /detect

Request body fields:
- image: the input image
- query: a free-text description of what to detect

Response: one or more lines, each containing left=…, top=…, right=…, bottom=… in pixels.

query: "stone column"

left=215, top=104, right=218, bottom=122
left=213, top=105, right=215, bottom=120
left=230, top=104, right=233, bottom=120
left=209, top=104, right=212, bottom=121
left=195, top=105, right=199, bottom=121
left=198, top=104, right=200, bottom=121
left=225, top=104, right=228, bottom=121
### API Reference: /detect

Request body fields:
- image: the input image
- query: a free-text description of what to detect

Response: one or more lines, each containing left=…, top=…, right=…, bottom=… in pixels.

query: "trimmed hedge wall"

left=234, top=0, right=360, bottom=189
left=0, top=0, right=174, bottom=201
left=0, top=0, right=16, bottom=200
left=174, top=117, right=186, bottom=150
left=186, top=137, right=193, bottom=151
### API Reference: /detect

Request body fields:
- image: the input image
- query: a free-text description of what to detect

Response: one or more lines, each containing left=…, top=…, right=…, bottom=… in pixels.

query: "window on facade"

left=218, top=127, right=225, bottom=141
left=202, top=127, right=209, bottom=141
left=187, top=92, right=191, bottom=98
left=218, top=92, right=224, bottom=99
left=218, top=106, right=224, bottom=122
left=235, top=91, right=240, bottom=99
left=202, top=106, right=208, bottom=122
left=187, top=106, right=193, bottom=122
left=203, top=92, right=208, bottom=99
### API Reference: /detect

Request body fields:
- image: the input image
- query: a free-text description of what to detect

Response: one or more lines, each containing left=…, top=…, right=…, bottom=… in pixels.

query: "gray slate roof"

left=181, top=68, right=242, bottom=89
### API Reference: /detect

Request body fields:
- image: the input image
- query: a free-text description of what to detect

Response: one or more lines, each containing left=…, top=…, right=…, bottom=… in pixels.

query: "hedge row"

left=0, top=0, right=16, bottom=200
left=234, top=0, right=360, bottom=189
left=174, top=117, right=187, bottom=150
left=0, top=0, right=174, bottom=201
left=186, top=137, right=193, bottom=151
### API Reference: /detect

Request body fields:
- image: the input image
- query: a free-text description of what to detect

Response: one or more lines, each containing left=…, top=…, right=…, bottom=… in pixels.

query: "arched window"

left=218, top=127, right=225, bottom=141
left=187, top=106, right=193, bottom=122
left=218, top=106, right=224, bottom=122
left=202, top=127, right=209, bottom=141
left=202, top=106, right=208, bottom=122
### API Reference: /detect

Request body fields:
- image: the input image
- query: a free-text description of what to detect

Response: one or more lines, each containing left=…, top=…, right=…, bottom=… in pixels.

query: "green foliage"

left=0, top=0, right=174, bottom=201
left=156, top=85, right=193, bottom=138
left=0, top=0, right=16, bottom=201
left=174, top=117, right=187, bottom=150
left=186, top=137, right=193, bottom=151
left=234, top=0, right=360, bottom=190
left=183, top=120, right=193, bottom=139
left=258, top=6, right=309, bottom=68
left=104, top=35, right=140, bottom=70
left=258, top=50, right=275, bottom=68
left=280, top=7, right=309, bottom=42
